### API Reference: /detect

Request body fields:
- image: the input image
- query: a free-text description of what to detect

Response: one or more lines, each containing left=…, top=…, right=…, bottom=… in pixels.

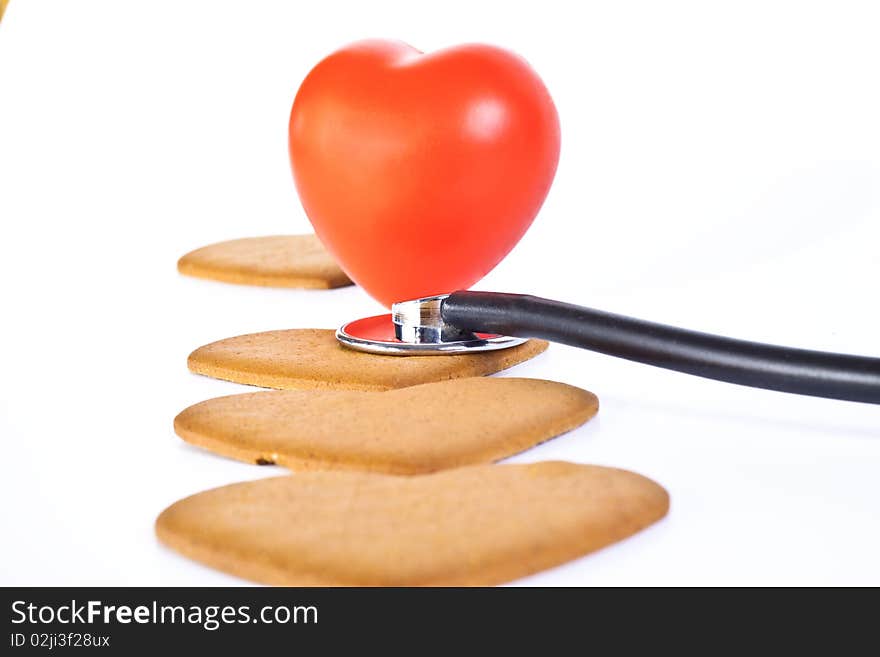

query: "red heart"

left=288, top=40, right=560, bottom=307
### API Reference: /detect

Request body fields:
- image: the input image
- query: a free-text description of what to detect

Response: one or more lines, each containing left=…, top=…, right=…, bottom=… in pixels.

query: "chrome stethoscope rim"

left=336, top=313, right=526, bottom=356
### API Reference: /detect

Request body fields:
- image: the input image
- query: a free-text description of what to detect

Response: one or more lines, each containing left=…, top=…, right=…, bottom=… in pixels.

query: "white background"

left=1, top=0, right=878, bottom=586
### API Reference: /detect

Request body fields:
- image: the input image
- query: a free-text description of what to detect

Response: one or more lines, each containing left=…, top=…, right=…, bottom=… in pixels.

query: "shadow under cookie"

left=174, top=377, right=599, bottom=474
left=187, top=328, right=548, bottom=391
left=177, top=234, right=352, bottom=289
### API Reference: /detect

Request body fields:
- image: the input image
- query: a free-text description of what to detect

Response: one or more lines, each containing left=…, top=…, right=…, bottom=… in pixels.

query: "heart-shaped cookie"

left=156, top=462, right=669, bottom=586
left=187, top=328, right=547, bottom=390
left=174, top=377, right=598, bottom=474
left=289, top=40, right=560, bottom=307
left=177, top=235, right=351, bottom=289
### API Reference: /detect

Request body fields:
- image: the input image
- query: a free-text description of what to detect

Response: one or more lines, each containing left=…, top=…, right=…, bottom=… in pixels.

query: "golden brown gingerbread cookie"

left=177, top=235, right=352, bottom=289
left=174, top=377, right=598, bottom=474
left=156, top=461, right=669, bottom=586
left=188, top=329, right=548, bottom=391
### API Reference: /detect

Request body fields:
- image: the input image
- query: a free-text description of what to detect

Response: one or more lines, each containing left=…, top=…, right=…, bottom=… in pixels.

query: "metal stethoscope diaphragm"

left=337, top=294, right=527, bottom=355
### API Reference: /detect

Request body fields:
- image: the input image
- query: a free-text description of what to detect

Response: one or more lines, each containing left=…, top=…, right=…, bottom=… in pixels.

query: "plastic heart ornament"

left=289, top=40, right=560, bottom=307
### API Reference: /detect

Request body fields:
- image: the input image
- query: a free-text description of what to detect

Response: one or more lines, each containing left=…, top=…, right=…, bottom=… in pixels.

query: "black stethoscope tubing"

left=441, top=291, right=880, bottom=405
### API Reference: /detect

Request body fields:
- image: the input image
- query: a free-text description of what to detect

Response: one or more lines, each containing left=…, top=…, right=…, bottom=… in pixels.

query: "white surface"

left=1, top=0, right=878, bottom=586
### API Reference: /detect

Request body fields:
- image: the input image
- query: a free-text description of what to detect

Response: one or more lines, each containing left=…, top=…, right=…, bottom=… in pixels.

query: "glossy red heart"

left=288, top=40, right=560, bottom=307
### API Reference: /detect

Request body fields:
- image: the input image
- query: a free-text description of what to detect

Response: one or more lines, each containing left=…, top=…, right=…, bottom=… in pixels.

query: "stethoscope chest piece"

left=336, top=294, right=526, bottom=356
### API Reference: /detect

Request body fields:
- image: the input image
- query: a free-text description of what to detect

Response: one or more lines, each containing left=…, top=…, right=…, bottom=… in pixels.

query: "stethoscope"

left=337, top=291, right=880, bottom=404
